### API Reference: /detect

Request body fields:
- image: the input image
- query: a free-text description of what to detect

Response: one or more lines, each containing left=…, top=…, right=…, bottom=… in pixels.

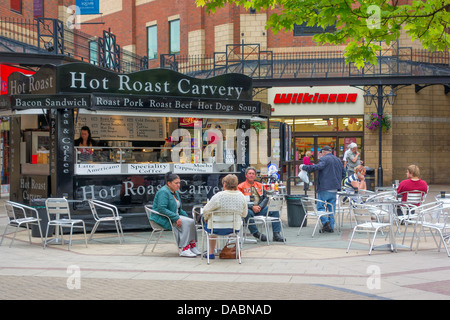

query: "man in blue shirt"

left=300, top=145, right=346, bottom=233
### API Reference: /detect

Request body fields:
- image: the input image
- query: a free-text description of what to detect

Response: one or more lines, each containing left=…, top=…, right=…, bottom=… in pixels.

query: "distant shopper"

left=345, top=143, right=363, bottom=176
left=300, top=146, right=346, bottom=233
left=303, top=151, right=312, bottom=165
left=151, top=172, right=200, bottom=258
left=397, top=165, right=428, bottom=205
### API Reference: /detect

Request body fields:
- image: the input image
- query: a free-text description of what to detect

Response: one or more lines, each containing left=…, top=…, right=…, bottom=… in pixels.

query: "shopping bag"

left=298, top=169, right=309, bottom=184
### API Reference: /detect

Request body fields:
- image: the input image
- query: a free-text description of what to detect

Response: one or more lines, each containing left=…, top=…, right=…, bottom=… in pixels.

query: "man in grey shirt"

left=345, top=143, right=363, bottom=176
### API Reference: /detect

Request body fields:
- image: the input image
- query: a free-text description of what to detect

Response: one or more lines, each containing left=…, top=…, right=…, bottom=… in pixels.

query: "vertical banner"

left=76, top=0, right=100, bottom=14
left=8, top=117, right=21, bottom=202
left=50, top=109, right=74, bottom=198
left=33, top=0, right=43, bottom=18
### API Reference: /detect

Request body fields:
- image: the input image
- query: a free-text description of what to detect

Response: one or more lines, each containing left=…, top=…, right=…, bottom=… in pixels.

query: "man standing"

left=345, top=143, right=363, bottom=176
left=238, top=167, right=285, bottom=242
left=300, top=146, right=345, bottom=233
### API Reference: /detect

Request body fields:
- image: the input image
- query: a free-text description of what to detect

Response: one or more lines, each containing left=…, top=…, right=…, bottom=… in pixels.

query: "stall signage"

left=128, top=163, right=170, bottom=174
left=11, top=94, right=90, bottom=109
left=173, top=163, right=214, bottom=174
left=57, top=63, right=252, bottom=100
left=76, top=163, right=121, bottom=175
left=91, top=94, right=260, bottom=115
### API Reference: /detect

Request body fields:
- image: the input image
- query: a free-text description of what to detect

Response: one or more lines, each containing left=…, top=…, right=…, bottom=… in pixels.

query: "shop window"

left=89, top=40, right=97, bottom=65
left=169, top=19, right=180, bottom=55
left=339, top=117, right=363, bottom=132
left=294, top=118, right=337, bottom=132
left=293, top=21, right=336, bottom=36
left=147, top=25, right=158, bottom=60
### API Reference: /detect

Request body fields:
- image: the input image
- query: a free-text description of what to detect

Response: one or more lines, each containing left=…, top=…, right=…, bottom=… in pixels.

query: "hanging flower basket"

left=366, top=113, right=391, bottom=132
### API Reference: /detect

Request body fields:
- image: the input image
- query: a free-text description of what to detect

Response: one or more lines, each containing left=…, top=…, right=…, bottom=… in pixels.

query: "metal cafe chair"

left=88, top=199, right=125, bottom=244
left=297, top=197, right=335, bottom=237
left=252, top=195, right=286, bottom=245
left=202, top=212, right=243, bottom=264
left=44, top=198, right=88, bottom=251
left=142, top=205, right=180, bottom=255
left=346, top=203, right=392, bottom=255
left=1, top=201, right=43, bottom=247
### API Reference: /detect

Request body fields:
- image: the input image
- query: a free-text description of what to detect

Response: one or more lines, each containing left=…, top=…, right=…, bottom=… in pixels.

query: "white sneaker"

left=190, top=246, right=201, bottom=255
left=179, top=248, right=196, bottom=258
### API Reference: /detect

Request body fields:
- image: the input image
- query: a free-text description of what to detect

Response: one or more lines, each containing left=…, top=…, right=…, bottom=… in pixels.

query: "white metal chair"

left=142, top=205, right=180, bottom=255
left=202, top=212, right=243, bottom=264
left=192, top=204, right=203, bottom=231
left=346, top=204, right=392, bottom=255
left=414, top=204, right=450, bottom=257
left=1, top=201, right=43, bottom=247
left=398, top=190, right=427, bottom=206
left=297, top=197, right=335, bottom=237
left=252, top=195, right=286, bottom=245
left=402, top=201, right=443, bottom=247
left=44, top=198, right=88, bottom=251
left=88, top=200, right=124, bottom=244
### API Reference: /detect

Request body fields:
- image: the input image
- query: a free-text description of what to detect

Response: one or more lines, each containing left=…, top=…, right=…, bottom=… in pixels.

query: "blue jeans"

left=317, top=190, right=336, bottom=230
left=245, top=206, right=282, bottom=234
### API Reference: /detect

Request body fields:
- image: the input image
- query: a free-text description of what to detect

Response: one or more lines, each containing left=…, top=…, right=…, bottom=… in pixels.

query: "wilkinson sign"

left=274, top=92, right=357, bottom=104
left=268, top=86, right=363, bottom=116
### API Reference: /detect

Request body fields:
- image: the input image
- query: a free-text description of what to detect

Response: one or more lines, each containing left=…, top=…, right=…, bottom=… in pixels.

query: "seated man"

left=237, top=166, right=285, bottom=242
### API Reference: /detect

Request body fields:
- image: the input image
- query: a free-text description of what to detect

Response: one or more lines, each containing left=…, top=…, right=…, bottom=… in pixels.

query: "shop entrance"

left=293, top=135, right=363, bottom=175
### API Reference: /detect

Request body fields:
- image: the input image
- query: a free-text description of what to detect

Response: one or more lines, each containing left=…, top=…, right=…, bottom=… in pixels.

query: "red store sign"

left=273, top=92, right=357, bottom=104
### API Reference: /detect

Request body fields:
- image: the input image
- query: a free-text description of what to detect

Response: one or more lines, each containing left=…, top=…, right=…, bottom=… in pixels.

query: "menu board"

left=75, top=115, right=165, bottom=141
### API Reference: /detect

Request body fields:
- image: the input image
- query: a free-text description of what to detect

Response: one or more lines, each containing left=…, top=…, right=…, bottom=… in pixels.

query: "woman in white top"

left=202, top=174, right=248, bottom=259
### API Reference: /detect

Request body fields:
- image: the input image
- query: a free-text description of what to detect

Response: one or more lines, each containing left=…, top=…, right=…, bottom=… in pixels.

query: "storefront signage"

left=268, top=86, right=363, bottom=116
left=173, top=163, right=213, bottom=174
left=127, top=163, right=170, bottom=174
left=76, top=163, right=121, bottom=175
left=11, top=94, right=90, bottom=109
left=273, top=92, right=357, bottom=104
left=8, top=63, right=253, bottom=100
left=90, top=94, right=262, bottom=115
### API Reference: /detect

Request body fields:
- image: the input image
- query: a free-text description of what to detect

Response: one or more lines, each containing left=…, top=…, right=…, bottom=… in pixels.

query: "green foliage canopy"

left=196, top=0, right=450, bottom=68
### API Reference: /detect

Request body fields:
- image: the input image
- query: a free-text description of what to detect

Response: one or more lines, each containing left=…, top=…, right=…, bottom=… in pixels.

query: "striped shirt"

left=344, top=173, right=359, bottom=191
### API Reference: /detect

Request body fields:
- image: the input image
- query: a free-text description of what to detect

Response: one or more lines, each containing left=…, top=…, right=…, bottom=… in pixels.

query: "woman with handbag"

left=202, top=174, right=248, bottom=260
left=151, top=172, right=199, bottom=258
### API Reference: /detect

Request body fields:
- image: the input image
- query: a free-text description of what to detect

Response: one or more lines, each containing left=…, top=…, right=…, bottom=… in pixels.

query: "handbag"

left=219, top=242, right=241, bottom=259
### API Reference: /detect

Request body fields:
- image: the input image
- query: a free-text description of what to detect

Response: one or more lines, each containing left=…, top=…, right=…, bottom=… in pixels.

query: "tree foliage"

left=196, top=0, right=450, bottom=68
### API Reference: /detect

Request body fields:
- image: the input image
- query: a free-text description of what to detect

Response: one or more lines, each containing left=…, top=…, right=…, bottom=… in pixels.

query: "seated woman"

left=343, top=165, right=367, bottom=193
left=397, top=164, right=428, bottom=205
left=202, top=174, right=248, bottom=259
left=151, top=172, right=199, bottom=258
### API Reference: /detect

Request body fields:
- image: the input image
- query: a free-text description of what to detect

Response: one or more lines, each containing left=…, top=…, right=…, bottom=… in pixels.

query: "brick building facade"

left=1, top=0, right=449, bottom=185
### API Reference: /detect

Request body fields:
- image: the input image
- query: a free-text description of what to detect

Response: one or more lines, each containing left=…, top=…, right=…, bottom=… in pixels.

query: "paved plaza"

left=0, top=185, right=450, bottom=303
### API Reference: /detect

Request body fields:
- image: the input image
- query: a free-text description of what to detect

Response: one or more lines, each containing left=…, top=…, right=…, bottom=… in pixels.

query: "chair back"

left=267, top=196, right=283, bottom=215
left=5, top=201, right=39, bottom=221
left=191, top=204, right=203, bottom=227
left=352, top=204, right=381, bottom=225
left=144, top=205, right=171, bottom=231
left=45, top=198, right=71, bottom=221
left=420, top=204, right=448, bottom=226
left=301, top=197, right=333, bottom=215
left=208, top=212, right=241, bottom=234
left=88, top=199, right=120, bottom=220
left=398, top=190, right=426, bottom=205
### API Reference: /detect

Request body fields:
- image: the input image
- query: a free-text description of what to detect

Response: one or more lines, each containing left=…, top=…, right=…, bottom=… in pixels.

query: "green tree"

left=196, top=0, right=450, bottom=68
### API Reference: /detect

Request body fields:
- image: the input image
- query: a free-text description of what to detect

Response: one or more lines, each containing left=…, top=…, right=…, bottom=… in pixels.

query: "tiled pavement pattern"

left=1, top=185, right=450, bottom=301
